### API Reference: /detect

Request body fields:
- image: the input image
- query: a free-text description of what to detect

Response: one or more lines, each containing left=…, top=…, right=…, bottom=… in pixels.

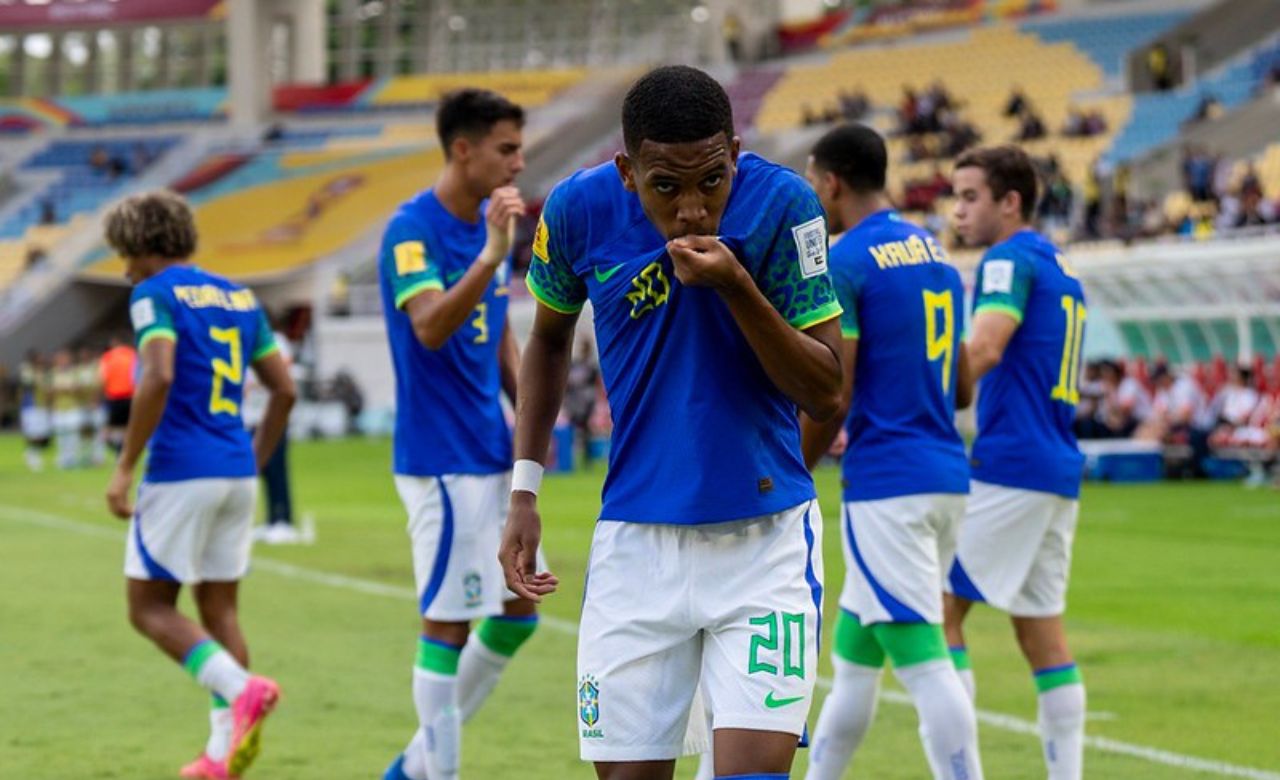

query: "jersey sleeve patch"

left=973, top=251, right=1033, bottom=323
left=525, top=188, right=587, bottom=313
left=381, top=219, right=444, bottom=310
left=130, top=298, right=156, bottom=330
left=981, top=259, right=1015, bottom=294
left=792, top=216, right=829, bottom=279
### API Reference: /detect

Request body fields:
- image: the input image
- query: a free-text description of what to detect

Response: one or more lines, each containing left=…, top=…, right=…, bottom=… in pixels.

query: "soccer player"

left=103, top=190, right=296, bottom=780
left=76, top=345, right=106, bottom=466
left=49, top=347, right=81, bottom=469
left=18, top=349, right=52, bottom=471
left=944, top=146, right=1088, bottom=780
left=501, top=65, right=843, bottom=779
left=798, top=123, right=982, bottom=780
left=378, top=89, right=537, bottom=780
left=99, top=334, right=138, bottom=455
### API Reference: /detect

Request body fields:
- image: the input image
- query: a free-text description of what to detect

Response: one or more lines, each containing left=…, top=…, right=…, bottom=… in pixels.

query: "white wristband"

left=511, top=459, right=544, bottom=495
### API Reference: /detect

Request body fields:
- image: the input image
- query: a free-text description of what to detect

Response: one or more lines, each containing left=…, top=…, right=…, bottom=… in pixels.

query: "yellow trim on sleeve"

left=791, top=301, right=844, bottom=330
left=840, top=325, right=860, bottom=339
left=525, top=275, right=584, bottom=315
left=394, top=279, right=444, bottom=310
left=973, top=302, right=1024, bottom=325
left=137, top=328, right=177, bottom=348
left=252, top=342, right=280, bottom=362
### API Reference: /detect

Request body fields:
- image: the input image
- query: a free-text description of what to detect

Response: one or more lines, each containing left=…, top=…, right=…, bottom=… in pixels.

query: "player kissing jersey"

left=379, top=189, right=512, bottom=478
left=527, top=152, right=842, bottom=524
left=128, top=265, right=277, bottom=483
left=969, top=228, right=1086, bottom=499
left=829, top=209, right=967, bottom=502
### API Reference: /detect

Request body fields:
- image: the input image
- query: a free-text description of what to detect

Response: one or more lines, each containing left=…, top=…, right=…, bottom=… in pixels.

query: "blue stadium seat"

left=1020, top=12, right=1192, bottom=78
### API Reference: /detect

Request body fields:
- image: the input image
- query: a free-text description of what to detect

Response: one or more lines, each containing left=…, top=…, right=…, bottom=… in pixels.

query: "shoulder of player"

left=736, top=153, right=810, bottom=206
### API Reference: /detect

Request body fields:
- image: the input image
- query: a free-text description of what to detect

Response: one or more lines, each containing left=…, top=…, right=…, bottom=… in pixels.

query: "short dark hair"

left=103, top=190, right=197, bottom=261
left=810, top=123, right=886, bottom=194
left=621, top=65, right=734, bottom=156
left=955, top=145, right=1039, bottom=221
left=436, top=88, right=524, bottom=159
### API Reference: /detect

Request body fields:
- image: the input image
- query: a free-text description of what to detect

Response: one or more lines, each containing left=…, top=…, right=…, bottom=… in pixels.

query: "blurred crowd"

left=1075, top=356, right=1280, bottom=480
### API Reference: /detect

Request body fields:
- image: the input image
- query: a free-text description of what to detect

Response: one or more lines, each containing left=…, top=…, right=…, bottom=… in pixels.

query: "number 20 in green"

left=1051, top=295, right=1087, bottom=404
left=748, top=612, right=805, bottom=678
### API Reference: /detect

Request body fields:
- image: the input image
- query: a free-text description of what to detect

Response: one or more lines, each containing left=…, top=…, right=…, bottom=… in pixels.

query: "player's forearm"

left=253, top=393, right=295, bottom=470
left=513, top=329, right=573, bottom=468
left=717, top=277, right=842, bottom=421
left=800, top=411, right=845, bottom=471
left=499, top=325, right=520, bottom=406
left=411, top=263, right=499, bottom=349
left=117, top=373, right=170, bottom=471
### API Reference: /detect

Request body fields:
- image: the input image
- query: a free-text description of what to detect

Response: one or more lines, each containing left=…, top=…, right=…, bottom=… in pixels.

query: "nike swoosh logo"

left=593, top=264, right=626, bottom=283
left=764, top=692, right=804, bottom=709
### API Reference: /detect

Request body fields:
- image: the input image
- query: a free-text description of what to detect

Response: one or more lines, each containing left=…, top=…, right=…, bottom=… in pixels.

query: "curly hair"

left=103, top=190, right=198, bottom=261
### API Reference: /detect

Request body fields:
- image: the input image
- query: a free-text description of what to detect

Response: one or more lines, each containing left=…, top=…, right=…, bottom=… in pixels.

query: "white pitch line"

left=5, top=503, right=1278, bottom=780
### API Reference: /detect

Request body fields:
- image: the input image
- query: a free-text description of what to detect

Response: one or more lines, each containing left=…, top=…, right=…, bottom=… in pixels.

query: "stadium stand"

left=1019, top=11, right=1192, bottom=79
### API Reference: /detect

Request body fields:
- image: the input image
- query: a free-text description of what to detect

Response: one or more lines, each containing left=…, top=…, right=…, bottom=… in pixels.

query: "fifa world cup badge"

left=578, top=674, right=603, bottom=738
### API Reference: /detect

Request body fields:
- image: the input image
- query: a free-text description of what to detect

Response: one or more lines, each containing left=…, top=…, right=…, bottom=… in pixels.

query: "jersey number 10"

left=209, top=326, right=244, bottom=416
left=923, top=289, right=955, bottom=393
left=1051, top=295, right=1087, bottom=405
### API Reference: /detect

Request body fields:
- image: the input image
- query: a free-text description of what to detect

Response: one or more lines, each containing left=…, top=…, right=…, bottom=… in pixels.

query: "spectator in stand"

left=1207, top=364, right=1261, bottom=448
left=1039, top=169, right=1074, bottom=235
left=802, top=103, right=822, bottom=127
left=1098, top=359, right=1152, bottom=438
left=1136, top=364, right=1208, bottom=444
left=1186, top=94, right=1223, bottom=127
left=899, top=86, right=920, bottom=134
left=39, top=198, right=57, bottom=225
left=1182, top=146, right=1215, bottom=202
left=1061, top=108, right=1085, bottom=138
left=1015, top=107, right=1046, bottom=141
left=837, top=88, right=870, bottom=121
left=1003, top=86, right=1027, bottom=117
left=1148, top=43, right=1174, bottom=91
left=1074, top=361, right=1107, bottom=439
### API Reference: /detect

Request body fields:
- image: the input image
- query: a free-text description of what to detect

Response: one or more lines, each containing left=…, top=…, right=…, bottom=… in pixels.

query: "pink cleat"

left=179, top=754, right=234, bottom=779
left=226, top=676, right=281, bottom=777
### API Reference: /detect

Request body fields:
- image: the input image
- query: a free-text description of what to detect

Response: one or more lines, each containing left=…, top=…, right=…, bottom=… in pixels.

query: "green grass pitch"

left=2, top=436, right=1278, bottom=778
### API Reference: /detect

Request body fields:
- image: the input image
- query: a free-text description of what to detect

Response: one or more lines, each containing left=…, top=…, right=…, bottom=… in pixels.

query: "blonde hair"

left=103, top=190, right=197, bottom=261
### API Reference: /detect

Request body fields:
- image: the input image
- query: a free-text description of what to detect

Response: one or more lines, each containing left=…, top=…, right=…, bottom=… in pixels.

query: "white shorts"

left=395, top=472, right=543, bottom=622
left=577, top=500, right=824, bottom=762
left=946, top=481, right=1079, bottom=618
left=52, top=409, right=83, bottom=435
left=840, top=493, right=965, bottom=626
left=124, top=478, right=257, bottom=583
left=21, top=407, right=51, bottom=440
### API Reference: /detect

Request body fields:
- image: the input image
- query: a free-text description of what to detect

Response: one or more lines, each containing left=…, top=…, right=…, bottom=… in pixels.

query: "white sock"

left=401, top=730, right=428, bottom=780
left=1039, top=683, right=1085, bottom=780
left=456, top=638, right=508, bottom=722
left=414, top=667, right=460, bottom=780
left=805, top=657, right=883, bottom=780
left=895, top=659, right=983, bottom=780
left=206, top=698, right=233, bottom=761
left=187, top=643, right=250, bottom=703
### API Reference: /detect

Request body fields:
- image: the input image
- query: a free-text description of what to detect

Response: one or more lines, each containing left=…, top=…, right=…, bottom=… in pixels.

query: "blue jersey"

left=527, top=153, right=842, bottom=524
left=129, top=265, right=277, bottom=483
left=830, top=210, right=968, bottom=502
left=379, top=189, right=512, bottom=477
left=971, top=229, right=1086, bottom=498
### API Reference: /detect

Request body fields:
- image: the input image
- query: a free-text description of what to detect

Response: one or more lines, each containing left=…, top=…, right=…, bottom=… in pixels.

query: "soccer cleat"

left=382, top=753, right=412, bottom=780
left=179, top=754, right=234, bottom=779
left=226, top=676, right=280, bottom=777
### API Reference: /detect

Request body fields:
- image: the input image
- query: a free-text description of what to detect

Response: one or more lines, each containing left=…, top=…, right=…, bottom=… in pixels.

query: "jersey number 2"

left=923, top=289, right=955, bottom=393
left=1051, top=295, right=1087, bottom=404
left=209, top=326, right=243, bottom=415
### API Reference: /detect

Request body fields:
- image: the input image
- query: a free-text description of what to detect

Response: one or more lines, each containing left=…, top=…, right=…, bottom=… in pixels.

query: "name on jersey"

left=172, top=285, right=258, bottom=312
left=867, top=235, right=947, bottom=270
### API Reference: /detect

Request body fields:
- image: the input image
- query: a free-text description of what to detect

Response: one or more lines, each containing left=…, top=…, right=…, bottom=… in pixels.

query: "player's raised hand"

left=501, top=493, right=559, bottom=602
left=480, top=186, right=526, bottom=266
left=666, top=235, right=747, bottom=290
left=105, top=465, right=134, bottom=519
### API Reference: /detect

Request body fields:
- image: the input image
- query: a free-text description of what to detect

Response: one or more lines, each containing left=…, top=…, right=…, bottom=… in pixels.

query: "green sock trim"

left=833, top=611, right=886, bottom=669
left=870, top=622, right=950, bottom=669
left=182, top=640, right=222, bottom=679
left=211, top=694, right=229, bottom=710
left=416, top=637, right=461, bottom=675
left=949, top=646, right=972, bottom=671
left=1034, top=664, right=1083, bottom=693
left=476, top=616, right=538, bottom=658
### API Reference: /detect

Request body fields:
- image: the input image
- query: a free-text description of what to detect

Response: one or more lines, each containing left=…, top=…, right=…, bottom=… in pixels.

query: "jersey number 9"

left=923, top=289, right=955, bottom=393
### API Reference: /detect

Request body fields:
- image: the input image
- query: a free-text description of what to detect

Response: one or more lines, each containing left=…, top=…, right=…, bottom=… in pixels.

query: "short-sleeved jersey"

left=829, top=210, right=968, bottom=502
left=130, top=265, right=277, bottom=483
left=970, top=229, right=1086, bottom=498
left=378, top=189, right=512, bottom=477
left=527, top=153, right=842, bottom=524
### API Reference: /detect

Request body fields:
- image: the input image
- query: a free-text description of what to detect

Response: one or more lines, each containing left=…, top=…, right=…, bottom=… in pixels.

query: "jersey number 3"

left=1051, top=295, right=1087, bottom=404
left=209, top=326, right=244, bottom=415
left=923, top=289, right=955, bottom=393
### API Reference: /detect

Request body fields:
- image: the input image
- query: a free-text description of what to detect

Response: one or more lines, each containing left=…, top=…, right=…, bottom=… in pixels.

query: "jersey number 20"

left=923, top=289, right=955, bottom=393
left=1051, top=295, right=1087, bottom=404
left=209, top=326, right=244, bottom=415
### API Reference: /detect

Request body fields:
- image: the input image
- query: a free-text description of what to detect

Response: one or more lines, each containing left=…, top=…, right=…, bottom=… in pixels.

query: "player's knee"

left=871, top=622, right=950, bottom=670
left=127, top=599, right=169, bottom=637
left=476, top=614, right=538, bottom=658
